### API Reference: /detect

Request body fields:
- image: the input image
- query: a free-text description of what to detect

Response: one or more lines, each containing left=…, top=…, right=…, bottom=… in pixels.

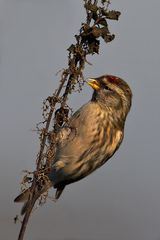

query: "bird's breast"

left=52, top=102, right=124, bottom=184
left=75, top=107, right=123, bottom=176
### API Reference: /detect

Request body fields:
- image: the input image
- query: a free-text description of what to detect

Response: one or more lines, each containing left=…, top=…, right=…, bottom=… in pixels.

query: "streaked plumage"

left=14, top=74, right=132, bottom=214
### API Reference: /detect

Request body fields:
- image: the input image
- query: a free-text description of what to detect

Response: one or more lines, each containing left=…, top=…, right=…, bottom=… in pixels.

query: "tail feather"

left=14, top=189, right=31, bottom=203
left=14, top=181, right=53, bottom=215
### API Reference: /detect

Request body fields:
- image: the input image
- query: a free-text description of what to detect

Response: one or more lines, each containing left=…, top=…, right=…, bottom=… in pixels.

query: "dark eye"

left=104, top=85, right=111, bottom=91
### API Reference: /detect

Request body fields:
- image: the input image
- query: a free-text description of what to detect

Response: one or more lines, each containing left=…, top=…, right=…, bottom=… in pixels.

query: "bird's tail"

left=14, top=188, right=32, bottom=215
left=14, top=180, right=52, bottom=215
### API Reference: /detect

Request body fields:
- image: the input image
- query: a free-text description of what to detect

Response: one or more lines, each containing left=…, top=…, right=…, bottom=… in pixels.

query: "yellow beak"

left=87, top=79, right=100, bottom=90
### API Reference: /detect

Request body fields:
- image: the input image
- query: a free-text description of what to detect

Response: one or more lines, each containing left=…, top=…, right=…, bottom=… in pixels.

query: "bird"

left=14, top=74, right=132, bottom=215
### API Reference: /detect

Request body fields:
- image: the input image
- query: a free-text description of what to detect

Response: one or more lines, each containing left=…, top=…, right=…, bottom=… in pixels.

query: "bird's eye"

left=104, top=85, right=111, bottom=91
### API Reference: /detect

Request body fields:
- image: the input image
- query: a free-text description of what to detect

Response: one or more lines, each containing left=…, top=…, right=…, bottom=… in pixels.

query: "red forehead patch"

left=107, top=75, right=120, bottom=84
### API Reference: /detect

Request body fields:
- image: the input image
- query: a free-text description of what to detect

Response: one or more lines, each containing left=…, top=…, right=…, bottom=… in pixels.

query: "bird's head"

left=87, top=75, right=132, bottom=117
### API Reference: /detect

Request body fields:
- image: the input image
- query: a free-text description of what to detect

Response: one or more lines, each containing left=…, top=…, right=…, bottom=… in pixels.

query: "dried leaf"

left=101, top=26, right=110, bottom=35
left=88, top=39, right=100, bottom=54
left=96, top=17, right=108, bottom=26
left=67, top=44, right=75, bottom=53
left=84, top=3, right=98, bottom=13
left=54, top=107, right=69, bottom=127
left=102, top=33, right=115, bottom=43
left=91, top=27, right=102, bottom=38
left=82, top=23, right=91, bottom=33
left=102, top=10, right=121, bottom=20
left=101, top=0, right=110, bottom=4
left=92, top=12, right=98, bottom=21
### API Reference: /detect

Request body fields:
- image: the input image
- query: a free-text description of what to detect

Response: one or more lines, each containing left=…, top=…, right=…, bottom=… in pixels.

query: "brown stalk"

left=16, top=1, right=120, bottom=239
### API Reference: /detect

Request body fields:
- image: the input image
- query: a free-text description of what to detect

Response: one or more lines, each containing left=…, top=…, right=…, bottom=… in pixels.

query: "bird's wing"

left=49, top=102, right=105, bottom=186
left=54, top=104, right=84, bottom=146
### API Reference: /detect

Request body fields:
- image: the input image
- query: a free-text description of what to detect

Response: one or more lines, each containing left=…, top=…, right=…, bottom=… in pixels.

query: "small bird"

left=14, top=74, right=132, bottom=214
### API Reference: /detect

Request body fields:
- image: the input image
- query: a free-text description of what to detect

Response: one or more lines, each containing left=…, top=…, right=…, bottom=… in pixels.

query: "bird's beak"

left=87, top=79, right=100, bottom=90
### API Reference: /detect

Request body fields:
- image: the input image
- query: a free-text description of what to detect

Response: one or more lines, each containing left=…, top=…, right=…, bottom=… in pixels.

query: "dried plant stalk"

left=15, top=1, right=120, bottom=239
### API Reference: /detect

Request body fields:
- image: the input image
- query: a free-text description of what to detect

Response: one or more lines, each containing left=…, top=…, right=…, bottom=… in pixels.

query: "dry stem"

left=16, top=1, right=120, bottom=239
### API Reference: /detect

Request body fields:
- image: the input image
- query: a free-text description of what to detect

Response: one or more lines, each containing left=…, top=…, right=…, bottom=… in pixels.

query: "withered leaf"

left=67, top=44, right=75, bottom=53
left=92, top=12, right=98, bottom=21
left=101, top=0, right=109, bottom=4
left=84, top=3, right=98, bottom=13
left=101, top=26, right=110, bottom=35
left=82, top=23, right=91, bottom=33
left=102, top=10, right=121, bottom=20
left=102, top=33, right=115, bottom=43
left=88, top=39, right=100, bottom=54
left=54, top=107, right=69, bottom=127
left=96, top=17, right=108, bottom=26
left=91, top=27, right=102, bottom=38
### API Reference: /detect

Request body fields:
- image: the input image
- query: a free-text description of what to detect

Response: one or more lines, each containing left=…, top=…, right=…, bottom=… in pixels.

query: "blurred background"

left=0, top=0, right=160, bottom=239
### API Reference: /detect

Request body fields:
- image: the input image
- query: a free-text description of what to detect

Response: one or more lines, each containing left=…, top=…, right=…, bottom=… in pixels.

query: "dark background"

left=0, top=1, right=160, bottom=239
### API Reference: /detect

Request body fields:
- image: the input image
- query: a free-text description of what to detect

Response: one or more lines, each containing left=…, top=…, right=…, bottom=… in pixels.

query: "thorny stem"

left=16, top=1, right=120, bottom=239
